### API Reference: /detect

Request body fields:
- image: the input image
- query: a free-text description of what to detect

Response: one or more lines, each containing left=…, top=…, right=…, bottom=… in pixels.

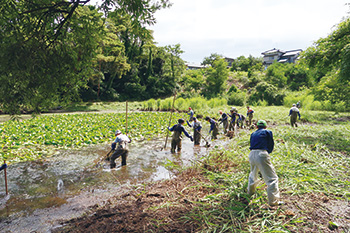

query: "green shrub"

left=227, top=91, right=246, bottom=106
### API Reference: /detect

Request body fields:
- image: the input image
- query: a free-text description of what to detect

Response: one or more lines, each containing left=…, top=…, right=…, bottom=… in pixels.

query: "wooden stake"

left=4, top=160, right=8, bottom=195
left=163, top=92, right=177, bottom=150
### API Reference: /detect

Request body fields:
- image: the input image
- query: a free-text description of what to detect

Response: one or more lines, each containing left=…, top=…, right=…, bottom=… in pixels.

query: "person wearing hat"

left=205, top=116, right=219, bottom=140
left=188, top=107, right=194, bottom=122
left=247, top=120, right=282, bottom=206
left=288, top=104, right=301, bottom=127
left=110, top=130, right=132, bottom=168
left=218, top=110, right=229, bottom=134
left=187, top=117, right=202, bottom=145
left=246, top=106, right=254, bottom=127
left=168, top=119, right=193, bottom=153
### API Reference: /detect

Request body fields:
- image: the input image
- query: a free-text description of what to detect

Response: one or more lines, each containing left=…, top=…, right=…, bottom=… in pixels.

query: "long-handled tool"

left=198, top=131, right=210, bottom=147
left=4, top=160, right=8, bottom=195
left=162, top=91, right=176, bottom=150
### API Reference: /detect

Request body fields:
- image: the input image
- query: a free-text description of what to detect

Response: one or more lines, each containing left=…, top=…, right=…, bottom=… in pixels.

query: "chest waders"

left=290, top=111, right=298, bottom=127
left=212, top=122, right=219, bottom=140
left=171, top=130, right=183, bottom=153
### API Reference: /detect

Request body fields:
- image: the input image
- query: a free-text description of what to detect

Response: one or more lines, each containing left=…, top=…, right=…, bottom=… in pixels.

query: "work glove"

left=111, top=142, right=116, bottom=150
left=190, top=136, right=193, bottom=142
left=0, top=163, right=7, bottom=170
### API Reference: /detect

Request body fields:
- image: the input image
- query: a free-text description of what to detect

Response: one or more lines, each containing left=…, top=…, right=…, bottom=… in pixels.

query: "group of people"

left=108, top=103, right=302, bottom=206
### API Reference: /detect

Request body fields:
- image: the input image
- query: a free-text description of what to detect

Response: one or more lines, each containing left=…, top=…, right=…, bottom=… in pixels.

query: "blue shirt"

left=219, top=113, right=228, bottom=122
left=249, top=128, right=274, bottom=154
left=209, top=119, right=216, bottom=133
left=169, top=124, right=191, bottom=138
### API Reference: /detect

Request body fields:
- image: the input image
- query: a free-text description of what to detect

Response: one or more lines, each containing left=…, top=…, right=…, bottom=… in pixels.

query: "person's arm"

left=288, top=109, right=292, bottom=116
left=267, top=131, right=274, bottom=153
left=186, top=120, right=192, bottom=127
left=168, top=125, right=175, bottom=131
left=195, top=125, right=202, bottom=131
left=0, top=163, right=7, bottom=171
left=181, top=126, right=193, bottom=141
left=298, top=112, right=301, bottom=120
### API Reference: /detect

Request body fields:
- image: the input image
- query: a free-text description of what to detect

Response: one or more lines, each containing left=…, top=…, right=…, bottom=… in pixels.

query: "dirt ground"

left=53, top=167, right=350, bottom=233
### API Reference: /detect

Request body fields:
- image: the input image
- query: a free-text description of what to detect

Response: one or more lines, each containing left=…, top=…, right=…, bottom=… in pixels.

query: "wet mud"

left=0, top=134, right=231, bottom=232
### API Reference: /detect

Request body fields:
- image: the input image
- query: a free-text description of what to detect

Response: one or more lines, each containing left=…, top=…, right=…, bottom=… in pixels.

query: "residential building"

left=261, top=48, right=302, bottom=68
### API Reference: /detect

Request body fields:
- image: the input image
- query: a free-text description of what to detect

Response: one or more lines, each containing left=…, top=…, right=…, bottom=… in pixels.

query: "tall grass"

left=183, top=122, right=350, bottom=232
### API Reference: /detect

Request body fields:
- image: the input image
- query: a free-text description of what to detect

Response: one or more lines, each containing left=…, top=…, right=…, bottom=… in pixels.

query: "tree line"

left=0, top=0, right=349, bottom=115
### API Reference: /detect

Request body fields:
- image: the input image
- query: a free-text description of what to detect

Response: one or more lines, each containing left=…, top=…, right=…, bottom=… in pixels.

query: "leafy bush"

left=227, top=91, right=246, bottom=106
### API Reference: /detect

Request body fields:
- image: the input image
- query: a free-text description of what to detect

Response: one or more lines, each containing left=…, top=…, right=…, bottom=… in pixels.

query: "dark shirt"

left=209, top=119, right=216, bottom=132
left=219, top=113, right=228, bottom=123
left=169, top=124, right=191, bottom=138
left=249, top=128, right=274, bottom=154
left=247, top=109, right=254, bottom=116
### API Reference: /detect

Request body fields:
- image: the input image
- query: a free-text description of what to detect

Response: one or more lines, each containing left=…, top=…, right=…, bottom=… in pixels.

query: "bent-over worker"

left=110, top=130, right=131, bottom=169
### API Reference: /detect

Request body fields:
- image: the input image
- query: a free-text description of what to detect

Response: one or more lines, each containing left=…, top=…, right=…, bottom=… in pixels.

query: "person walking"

left=188, top=107, right=194, bottom=122
left=168, top=119, right=193, bottom=153
left=218, top=110, right=229, bottom=134
left=289, top=104, right=301, bottom=127
left=110, top=130, right=131, bottom=169
left=205, top=116, right=218, bottom=140
left=248, top=120, right=282, bottom=206
left=246, top=106, right=254, bottom=126
left=187, top=117, right=202, bottom=145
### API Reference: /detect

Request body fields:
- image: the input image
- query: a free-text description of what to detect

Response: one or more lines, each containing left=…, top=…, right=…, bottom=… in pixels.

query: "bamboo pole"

left=125, top=101, right=128, bottom=135
left=163, top=92, right=177, bottom=150
left=4, top=160, right=8, bottom=195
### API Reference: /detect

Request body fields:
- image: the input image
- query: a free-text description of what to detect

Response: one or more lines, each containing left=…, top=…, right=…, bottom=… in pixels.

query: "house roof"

left=261, top=48, right=285, bottom=55
left=282, top=49, right=302, bottom=57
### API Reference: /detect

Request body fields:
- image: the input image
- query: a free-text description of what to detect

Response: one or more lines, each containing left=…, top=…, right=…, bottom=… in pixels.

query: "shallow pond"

left=0, top=133, right=232, bottom=232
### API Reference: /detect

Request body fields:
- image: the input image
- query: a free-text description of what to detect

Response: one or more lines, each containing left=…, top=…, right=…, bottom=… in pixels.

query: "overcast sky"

left=147, top=0, right=348, bottom=63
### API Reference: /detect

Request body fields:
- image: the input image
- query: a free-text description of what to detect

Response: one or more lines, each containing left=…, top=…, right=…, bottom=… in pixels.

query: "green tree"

left=301, top=17, right=350, bottom=108
left=201, top=53, right=223, bottom=66
left=0, top=0, right=171, bottom=114
left=0, top=4, right=103, bottom=114
left=202, top=58, right=229, bottom=98
left=265, top=62, right=288, bottom=88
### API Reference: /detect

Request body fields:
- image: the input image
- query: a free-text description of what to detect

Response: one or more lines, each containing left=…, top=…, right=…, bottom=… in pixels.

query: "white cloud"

left=149, top=0, right=347, bottom=63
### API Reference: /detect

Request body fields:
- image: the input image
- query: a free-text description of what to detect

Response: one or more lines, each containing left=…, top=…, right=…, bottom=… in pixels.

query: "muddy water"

left=0, top=134, right=231, bottom=232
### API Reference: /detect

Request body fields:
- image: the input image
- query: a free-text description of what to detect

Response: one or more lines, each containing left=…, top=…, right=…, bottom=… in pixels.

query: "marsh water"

left=0, top=134, right=231, bottom=232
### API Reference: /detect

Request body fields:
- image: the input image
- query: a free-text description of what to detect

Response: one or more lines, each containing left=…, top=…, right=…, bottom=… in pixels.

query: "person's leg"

left=256, top=151, right=280, bottom=206
left=194, top=131, right=200, bottom=145
left=110, top=150, right=122, bottom=168
left=177, top=139, right=182, bottom=152
left=171, top=139, right=176, bottom=153
left=121, top=150, right=128, bottom=166
left=248, top=151, right=259, bottom=195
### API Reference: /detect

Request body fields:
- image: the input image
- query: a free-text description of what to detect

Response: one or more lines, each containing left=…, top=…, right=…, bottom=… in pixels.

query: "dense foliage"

left=0, top=1, right=349, bottom=114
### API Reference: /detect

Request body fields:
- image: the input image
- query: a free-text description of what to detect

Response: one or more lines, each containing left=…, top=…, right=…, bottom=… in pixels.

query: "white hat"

left=115, top=130, right=122, bottom=135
